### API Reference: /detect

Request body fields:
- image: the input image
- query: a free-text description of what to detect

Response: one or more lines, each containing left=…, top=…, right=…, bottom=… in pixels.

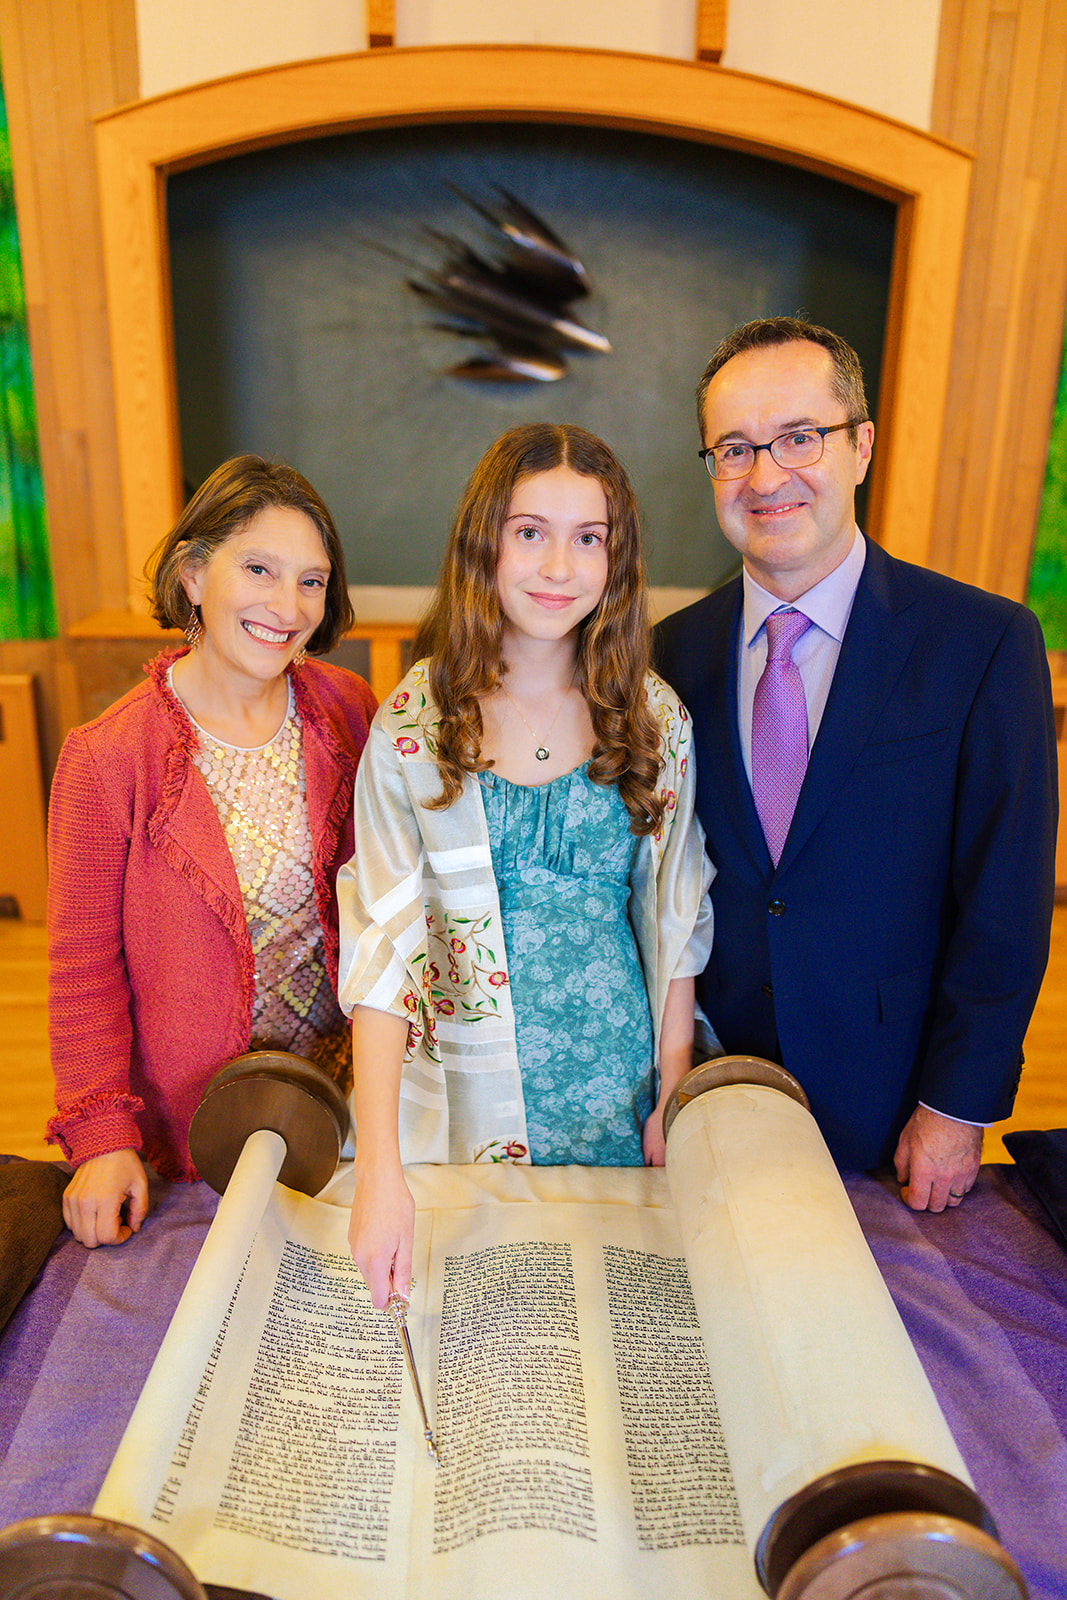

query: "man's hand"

left=62, top=1149, right=149, bottom=1246
left=893, top=1105, right=982, bottom=1212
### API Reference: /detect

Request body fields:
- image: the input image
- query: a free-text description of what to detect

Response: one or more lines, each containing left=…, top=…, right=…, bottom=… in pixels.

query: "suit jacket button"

left=762, top=984, right=774, bottom=998
left=768, top=899, right=786, bottom=916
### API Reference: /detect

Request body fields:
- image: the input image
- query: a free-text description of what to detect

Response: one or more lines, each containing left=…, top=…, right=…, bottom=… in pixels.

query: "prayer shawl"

left=337, top=662, right=713, bottom=1164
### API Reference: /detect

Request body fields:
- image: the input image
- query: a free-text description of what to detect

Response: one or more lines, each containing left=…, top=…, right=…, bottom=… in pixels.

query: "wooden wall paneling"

left=0, top=0, right=138, bottom=631
left=367, top=1, right=395, bottom=49
left=966, top=3, right=1049, bottom=598
left=931, top=0, right=987, bottom=145
left=0, top=677, right=48, bottom=920
left=962, top=4, right=1047, bottom=594
left=931, top=0, right=1067, bottom=603
left=92, top=47, right=971, bottom=610
left=1002, top=0, right=1067, bottom=603
left=0, top=639, right=72, bottom=793
left=1005, top=9, right=1067, bottom=596
left=929, top=6, right=1013, bottom=582
left=696, top=1, right=728, bottom=63
left=79, top=0, right=140, bottom=605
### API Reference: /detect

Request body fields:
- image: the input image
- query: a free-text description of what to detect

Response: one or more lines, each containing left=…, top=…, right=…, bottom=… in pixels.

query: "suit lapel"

left=697, top=582, right=772, bottom=875
left=777, top=542, right=921, bottom=873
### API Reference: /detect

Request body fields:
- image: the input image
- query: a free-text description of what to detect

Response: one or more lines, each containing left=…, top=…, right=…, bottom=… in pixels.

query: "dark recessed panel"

left=168, top=123, right=894, bottom=592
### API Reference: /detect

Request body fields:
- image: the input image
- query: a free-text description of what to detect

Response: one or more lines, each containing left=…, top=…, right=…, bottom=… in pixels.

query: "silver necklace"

left=500, top=672, right=575, bottom=762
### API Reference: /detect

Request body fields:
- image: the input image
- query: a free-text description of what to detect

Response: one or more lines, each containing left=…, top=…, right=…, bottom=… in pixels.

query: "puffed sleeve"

left=654, top=709, right=714, bottom=976
left=629, top=677, right=717, bottom=1065
left=335, top=717, right=429, bottom=1022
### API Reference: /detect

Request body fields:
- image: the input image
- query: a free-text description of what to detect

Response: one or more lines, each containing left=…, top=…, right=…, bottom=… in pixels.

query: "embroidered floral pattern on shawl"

left=336, top=662, right=713, bottom=1166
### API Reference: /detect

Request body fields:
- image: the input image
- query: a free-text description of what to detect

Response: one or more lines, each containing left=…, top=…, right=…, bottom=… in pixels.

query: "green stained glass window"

left=1028, top=313, right=1067, bottom=651
left=0, top=57, right=56, bottom=641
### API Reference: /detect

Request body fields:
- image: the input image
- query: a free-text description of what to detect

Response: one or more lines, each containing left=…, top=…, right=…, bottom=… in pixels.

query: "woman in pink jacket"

left=47, top=455, right=376, bottom=1247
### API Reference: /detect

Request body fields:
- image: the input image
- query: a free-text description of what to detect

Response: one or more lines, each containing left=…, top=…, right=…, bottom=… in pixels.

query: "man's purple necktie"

left=752, top=608, right=813, bottom=866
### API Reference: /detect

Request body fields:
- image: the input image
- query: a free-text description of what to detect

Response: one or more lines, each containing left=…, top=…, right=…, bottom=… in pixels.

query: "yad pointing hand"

left=348, top=1155, right=415, bottom=1309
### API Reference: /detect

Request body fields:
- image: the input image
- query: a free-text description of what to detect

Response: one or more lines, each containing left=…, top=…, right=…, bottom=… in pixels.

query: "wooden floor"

left=2, top=910, right=1065, bottom=1166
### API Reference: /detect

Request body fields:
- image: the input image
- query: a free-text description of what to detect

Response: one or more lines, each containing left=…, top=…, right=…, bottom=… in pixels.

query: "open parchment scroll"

left=92, top=1070, right=1022, bottom=1600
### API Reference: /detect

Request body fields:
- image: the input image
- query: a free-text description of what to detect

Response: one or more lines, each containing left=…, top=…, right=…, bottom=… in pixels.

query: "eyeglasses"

left=698, top=421, right=866, bottom=481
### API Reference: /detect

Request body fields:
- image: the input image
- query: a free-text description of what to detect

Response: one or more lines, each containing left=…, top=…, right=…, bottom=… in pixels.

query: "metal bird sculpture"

left=409, top=186, right=611, bottom=383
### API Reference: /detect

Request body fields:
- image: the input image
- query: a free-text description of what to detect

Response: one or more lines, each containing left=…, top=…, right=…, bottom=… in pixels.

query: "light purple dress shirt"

left=738, top=528, right=866, bottom=782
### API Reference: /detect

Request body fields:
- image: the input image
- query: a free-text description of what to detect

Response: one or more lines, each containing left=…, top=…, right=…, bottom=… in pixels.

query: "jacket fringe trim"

left=294, top=665, right=358, bottom=986
left=143, top=1143, right=200, bottom=1183
left=145, top=652, right=257, bottom=1013
left=46, top=1091, right=147, bottom=1157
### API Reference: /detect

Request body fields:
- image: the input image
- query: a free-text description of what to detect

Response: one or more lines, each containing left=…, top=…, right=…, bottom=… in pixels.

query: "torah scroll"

left=87, top=1063, right=1024, bottom=1600
left=664, top=1059, right=1025, bottom=1598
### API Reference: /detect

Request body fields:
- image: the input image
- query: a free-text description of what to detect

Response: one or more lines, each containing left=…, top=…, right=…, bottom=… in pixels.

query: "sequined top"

left=176, top=675, right=346, bottom=1057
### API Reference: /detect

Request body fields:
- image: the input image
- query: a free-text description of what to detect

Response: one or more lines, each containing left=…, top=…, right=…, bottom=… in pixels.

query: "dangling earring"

left=184, top=607, right=203, bottom=649
left=291, top=647, right=307, bottom=671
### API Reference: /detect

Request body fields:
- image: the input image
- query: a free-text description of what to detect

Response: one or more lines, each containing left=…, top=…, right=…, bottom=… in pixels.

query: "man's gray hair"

left=696, top=316, right=869, bottom=446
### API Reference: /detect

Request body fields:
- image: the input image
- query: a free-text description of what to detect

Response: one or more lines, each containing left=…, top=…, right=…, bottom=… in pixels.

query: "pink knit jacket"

left=46, top=650, right=376, bottom=1179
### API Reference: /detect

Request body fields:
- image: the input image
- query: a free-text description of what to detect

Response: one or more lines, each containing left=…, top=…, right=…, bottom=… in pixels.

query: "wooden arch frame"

left=95, top=45, right=971, bottom=612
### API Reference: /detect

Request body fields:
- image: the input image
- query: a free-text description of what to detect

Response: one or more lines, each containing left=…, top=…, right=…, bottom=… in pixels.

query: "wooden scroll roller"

left=662, top=1057, right=1027, bottom=1600
left=0, top=1512, right=210, bottom=1599
left=0, top=1052, right=348, bottom=1600
left=0, top=1512, right=268, bottom=1599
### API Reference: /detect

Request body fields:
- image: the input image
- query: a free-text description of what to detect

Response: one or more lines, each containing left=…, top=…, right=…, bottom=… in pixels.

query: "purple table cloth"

left=0, top=1166, right=1064, bottom=1597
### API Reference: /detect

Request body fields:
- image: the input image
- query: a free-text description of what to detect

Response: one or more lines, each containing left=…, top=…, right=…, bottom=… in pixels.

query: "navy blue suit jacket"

left=655, top=539, right=1058, bottom=1170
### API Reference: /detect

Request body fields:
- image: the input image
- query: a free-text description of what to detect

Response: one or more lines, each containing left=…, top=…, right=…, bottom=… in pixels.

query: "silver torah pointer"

left=386, top=1290, right=441, bottom=1465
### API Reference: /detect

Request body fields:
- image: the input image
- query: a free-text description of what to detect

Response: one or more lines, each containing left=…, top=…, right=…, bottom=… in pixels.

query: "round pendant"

left=535, top=746, right=550, bottom=762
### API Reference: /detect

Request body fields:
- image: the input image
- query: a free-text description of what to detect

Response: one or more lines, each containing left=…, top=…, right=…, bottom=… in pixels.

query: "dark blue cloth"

left=0, top=1156, right=67, bottom=1337
left=1003, top=1128, right=1067, bottom=1246
left=655, top=541, right=1058, bottom=1170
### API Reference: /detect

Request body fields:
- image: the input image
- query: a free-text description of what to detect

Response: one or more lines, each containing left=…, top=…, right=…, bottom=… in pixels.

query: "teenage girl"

left=336, top=424, right=712, bottom=1305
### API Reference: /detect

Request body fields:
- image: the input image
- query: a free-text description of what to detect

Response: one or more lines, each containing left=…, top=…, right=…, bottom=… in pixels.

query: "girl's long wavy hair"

left=414, top=423, right=666, bottom=835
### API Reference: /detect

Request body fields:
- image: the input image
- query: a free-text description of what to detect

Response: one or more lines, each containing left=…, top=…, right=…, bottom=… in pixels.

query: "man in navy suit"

left=655, top=317, right=1057, bottom=1209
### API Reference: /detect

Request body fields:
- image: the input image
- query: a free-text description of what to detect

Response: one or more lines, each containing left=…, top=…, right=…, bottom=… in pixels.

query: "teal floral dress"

left=480, top=762, right=653, bottom=1165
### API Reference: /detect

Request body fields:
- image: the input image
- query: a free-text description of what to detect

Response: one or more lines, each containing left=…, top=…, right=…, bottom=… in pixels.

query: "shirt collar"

left=742, top=528, right=866, bottom=647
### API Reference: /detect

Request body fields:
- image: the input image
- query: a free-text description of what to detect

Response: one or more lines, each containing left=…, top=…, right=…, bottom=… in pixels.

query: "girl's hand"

left=62, top=1149, right=149, bottom=1247
left=348, top=1157, right=416, bottom=1309
left=645, top=976, right=697, bottom=1167
left=642, top=1103, right=668, bottom=1167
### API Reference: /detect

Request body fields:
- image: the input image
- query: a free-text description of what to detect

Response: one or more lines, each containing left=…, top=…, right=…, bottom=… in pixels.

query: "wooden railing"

left=58, top=617, right=1067, bottom=894
left=65, top=610, right=417, bottom=709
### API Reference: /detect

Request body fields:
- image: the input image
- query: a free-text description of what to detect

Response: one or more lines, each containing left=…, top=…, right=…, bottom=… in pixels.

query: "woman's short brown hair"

left=148, top=454, right=354, bottom=654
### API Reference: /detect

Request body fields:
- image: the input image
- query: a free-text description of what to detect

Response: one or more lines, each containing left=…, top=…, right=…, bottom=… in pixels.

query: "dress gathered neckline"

left=480, top=758, right=592, bottom=792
